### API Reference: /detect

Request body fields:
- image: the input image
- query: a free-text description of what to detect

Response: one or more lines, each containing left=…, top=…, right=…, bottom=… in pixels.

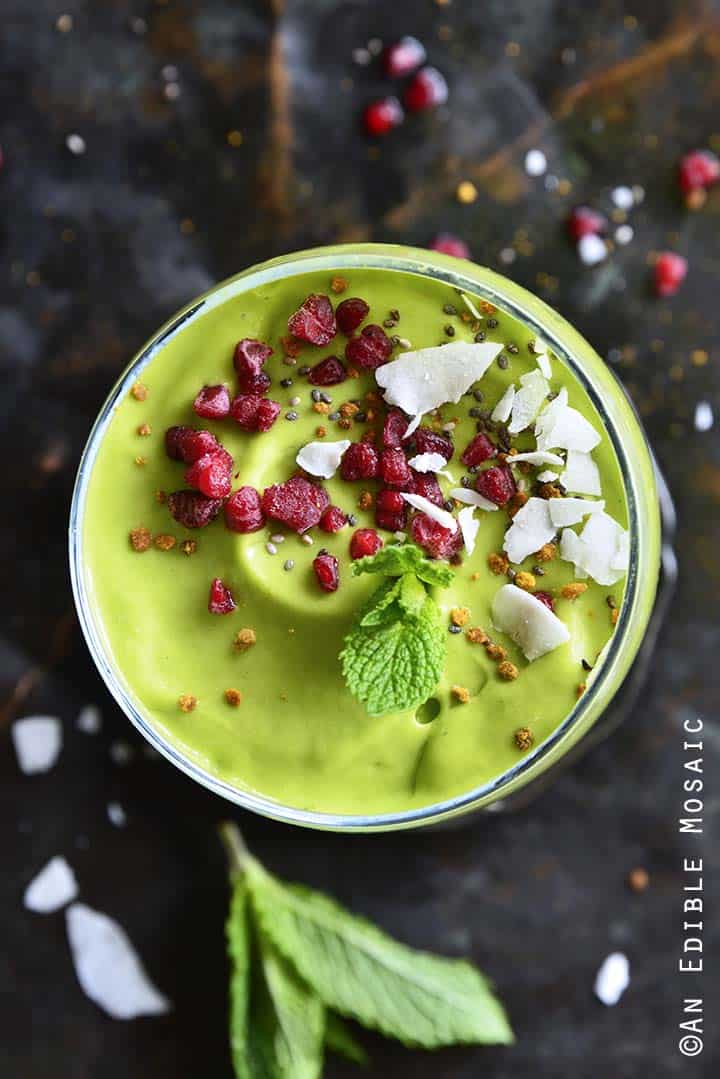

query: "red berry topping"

left=382, top=409, right=410, bottom=448
left=430, top=233, right=470, bottom=260
left=193, top=384, right=231, bottom=420
left=288, top=294, right=336, bottom=346
left=185, top=449, right=233, bottom=499
left=410, top=513, right=462, bottom=560
left=224, top=486, right=265, bottom=533
left=379, top=448, right=412, bottom=488
left=336, top=297, right=370, bottom=335
left=383, top=35, right=426, bottom=78
left=307, top=355, right=347, bottom=386
left=375, top=489, right=407, bottom=532
left=350, top=528, right=383, bottom=560
left=167, top=490, right=223, bottom=529
left=406, top=470, right=443, bottom=506
left=403, top=67, right=448, bottom=112
left=340, top=441, right=379, bottom=481
left=165, top=426, right=219, bottom=464
left=567, top=206, right=608, bottom=241
left=460, top=432, right=496, bottom=466
left=233, top=339, right=273, bottom=394
left=319, top=505, right=347, bottom=533
left=363, top=96, right=404, bottom=137
left=654, top=252, right=687, bottom=297
left=313, top=551, right=339, bottom=593
left=475, top=465, right=516, bottom=506
left=678, top=149, right=720, bottom=193
left=261, top=476, right=328, bottom=533
left=230, top=394, right=281, bottom=432
left=345, top=324, right=393, bottom=370
left=412, top=427, right=454, bottom=461
left=208, top=577, right=236, bottom=615
left=534, top=591, right=555, bottom=612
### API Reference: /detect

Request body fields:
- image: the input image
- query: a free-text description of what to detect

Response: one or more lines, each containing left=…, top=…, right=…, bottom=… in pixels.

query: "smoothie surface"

left=82, top=264, right=628, bottom=815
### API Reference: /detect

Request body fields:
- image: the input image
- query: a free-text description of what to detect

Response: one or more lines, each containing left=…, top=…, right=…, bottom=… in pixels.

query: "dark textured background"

left=1, top=2, right=718, bottom=1076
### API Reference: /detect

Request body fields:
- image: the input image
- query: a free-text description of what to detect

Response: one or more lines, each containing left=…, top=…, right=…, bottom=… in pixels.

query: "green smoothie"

left=81, top=257, right=630, bottom=816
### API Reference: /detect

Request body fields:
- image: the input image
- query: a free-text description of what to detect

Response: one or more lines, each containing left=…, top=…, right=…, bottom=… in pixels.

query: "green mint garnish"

left=221, top=823, right=513, bottom=1078
left=341, top=543, right=454, bottom=716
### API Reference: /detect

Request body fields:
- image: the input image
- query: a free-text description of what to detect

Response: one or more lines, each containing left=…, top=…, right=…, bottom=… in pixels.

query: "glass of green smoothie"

left=70, top=244, right=662, bottom=831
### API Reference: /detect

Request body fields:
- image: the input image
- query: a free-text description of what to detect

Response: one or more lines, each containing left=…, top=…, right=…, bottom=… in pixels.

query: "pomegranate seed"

left=307, top=355, right=347, bottom=386
left=413, top=427, right=454, bottom=461
left=382, top=409, right=409, bottom=448
left=406, top=470, right=443, bottom=506
left=230, top=394, right=281, bottom=432
left=288, top=294, right=336, bottom=346
left=208, top=578, right=236, bottom=615
left=383, top=36, right=426, bottom=78
left=185, top=449, right=233, bottom=499
left=566, top=206, right=608, bottom=241
left=336, top=297, right=370, bottom=335
left=460, top=432, right=496, bottom=466
left=534, top=591, right=555, bottom=612
left=403, top=67, right=448, bottom=112
left=345, top=324, right=393, bottom=369
left=233, top=339, right=273, bottom=394
left=224, top=486, right=265, bottom=533
left=319, top=505, right=347, bottom=533
left=340, top=441, right=379, bottom=481
left=193, top=384, right=231, bottom=420
left=165, top=426, right=219, bottom=464
left=313, top=551, right=339, bottom=593
left=363, top=96, right=404, bottom=137
left=350, top=528, right=383, bottom=559
left=430, top=233, right=470, bottom=259
left=654, top=252, right=688, bottom=297
left=475, top=465, right=516, bottom=506
left=375, top=489, right=407, bottom=532
left=167, top=490, right=223, bottom=529
left=678, top=149, right=720, bottom=193
left=261, top=476, right=328, bottom=533
left=379, top=448, right=412, bottom=487
left=410, top=513, right=462, bottom=560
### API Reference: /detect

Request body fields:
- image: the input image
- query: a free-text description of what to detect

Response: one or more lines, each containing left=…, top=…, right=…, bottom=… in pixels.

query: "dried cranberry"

left=185, top=449, right=233, bottom=499
left=461, top=432, right=496, bottom=466
left=379, top=448, right=412, bottom=488
left=307, top=356, right=347, bottom=386
left=313, top=551, right=339, bottom=593
left=363, top=97, right=404, bottom=137
left=654, top=252, right=687, bottom=297
left=319, top=505, right=347, bottom=533
left=167, top=490, right=223, bottom=529
left=412, top=427, right=454, bottom=461
left=430, top=233, right=470, bottom=259
left=403, top=67, right=448, bottom=112
left=475, top=465, right=516, bottom=506
left=208, top=578, right=236, bottom=615
left=225, top=486, right=265, bottom=533
left=233, top=339, right=273, bottom=394
left=406, top=470, right=443, bottom=507
left=345, top=324, right=393, bottom=370
left=567, top=206, right=608, bottom=241
left=288, top=294, right=336, bottom=346
left=678, top=149, right=720, bottom=193
left=382, top=409, right=409, bottom=448
left=230, top=394, right=281, bottom=432
left=340, top=441, right=379, bottom=481
left=383, top=35, right=426, bottom=78
left=192, top=384, right=230, bottom=420
left=350, top=528, right=383, bottom=560
left=165, top=426, right=218, bottom=464
left=410, top=513, right=462, bottom=560
left=261, top=476, right=328, bottom=533
left=375, top=489, right=407, bottom=532
left=336, top=297, right=370, bottom=335
left=534, top=591, right=555, bottom=612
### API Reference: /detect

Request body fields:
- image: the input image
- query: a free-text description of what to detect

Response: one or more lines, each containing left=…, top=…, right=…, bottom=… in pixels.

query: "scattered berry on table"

left=363, top=97, right=404, bottom=136
left=383, top=36, right=426, bottom=78
left=678, top=149, right=720, bottom=194
left=567, top=206, right=608, bottom=241
left=654, top=252, right=687, bottom=297
left=430, top=233, right=470, bottom=259
left=403, top=67, right=448, bottom=112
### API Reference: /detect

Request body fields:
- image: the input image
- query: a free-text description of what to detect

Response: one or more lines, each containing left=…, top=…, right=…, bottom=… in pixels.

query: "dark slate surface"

left=1, top=2, right=718, bottom=1076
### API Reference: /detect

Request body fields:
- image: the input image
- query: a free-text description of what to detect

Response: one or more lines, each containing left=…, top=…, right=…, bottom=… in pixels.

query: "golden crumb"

left=154, top=533, right=176, bottom=551
left=358, top=490, right=374, bottom=510
left=627, top=867, right=650, bottom=893
left=347, top=366, right=360, bottom=379
left=365, top=408, right=376, bottom=422
left=538, top=483, right=563, bottom=499
left=233, top=628, right=257, bottom=652
left=576, top=682, right=587, bottom=698
left=155, top=489, right=167, bottom=504
left=131, top=382, right=148, bottom=401
left=225, top=688, right=242, bottom=707
left=466, top=626, right=489, bottom=645
left=498, top=660, right=519, bottom=681
left=330, top=275, right=348, bottom=294
left=365, top=390, right=381, bottom=404
left=514, top=571, right=536, bottom=592
left=134, top=456, right=147, bottom=467
left=507, top=491, right=529, bottom=516
left=535, top=542, right=557, bottom=562
left=450, top=606, right=470, bottom=627
left=129, top=526, right=151, bottom=552
left=340, top=402, right=360, bottom=418
left=456, top=180, right=478, bottom=204
left=338, top=417, right=352, bottom=430
left=178, top=694, right=197, bottom=713
left=561, top=582, right=589, bottom=600
left=514, top=726, right=534, bottom=751
left=313, top=401, right=330, bottom=415
left=315, top=425, right=327, bottom=438
left=611, top=607, right=619, bottom=625
left=137, top=422, right=152, bottom=437
left=470, top=571, right=481, bottom=581
left=179, top=539, right=197, bottom=556
left=488, top=551, right=509, bottom=576
left=451, top=685, right=470, bottom=704
left=226, top=129, right=244, bottom=146
left=686, top=188, right=707, bottom=211
left=485, top=642, right=507, bottom=663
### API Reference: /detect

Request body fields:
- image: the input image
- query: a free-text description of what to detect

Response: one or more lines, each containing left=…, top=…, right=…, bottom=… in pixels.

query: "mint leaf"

left=324, top=1013, right=368, bottom=1066
left=359, top=579, right=403, bottom=627
left=227, top=879, right=253, bottom=1079
left=254, top=932, right=325, bottom=1079
left=398, top=573, right=427, bottom=617
left=351, top=542, right=453, bottom=587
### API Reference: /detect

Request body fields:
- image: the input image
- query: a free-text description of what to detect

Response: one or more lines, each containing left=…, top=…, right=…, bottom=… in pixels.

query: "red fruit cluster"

left=410, top=513, right=462, bottom=560
left=224, top=486, right=265, bottom=533
left=379, top=448, right=412, bottom=487
left=167, top=490, right=224, bottom=529
left=234, top=338, right=273, bottom=394
left=350, top=528, right=383, bottom=559
left=313, top=552, right=339, bottom=593
left=288, top=294, right=337, bottom=346
left=193, top=384, right=231, bottom=419
left=319, top=505, right=347, bottom=533
left=460, top=432, right=496, bottom=467
left=364, top=35, right=446, bottom=137
left=475, top=466, right=516, bottom=506
left=336, top=297, right=370, bottom=335
left=375, top=489, right=406, bottom=532
left=340, top=441, right=379, bottom=481
left=230, top=394, right=281, bottom=432
left=345, top=324, right=392, bottom=369
left=165, top=426, right=218, bottom=463
left=261, top=476, right=329, bottom=533
left=185, top=447, right=233, bottom=499
left=413, top=427, right=454, bottom=461
left=307, top=356, right=347, bottom=386
left=654, top=252, right=687, bottom=297
left=208, top=578, right=236, bottom=615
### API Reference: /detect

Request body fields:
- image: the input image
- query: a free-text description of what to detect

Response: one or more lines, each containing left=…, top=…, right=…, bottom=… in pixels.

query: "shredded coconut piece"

left=535, top=391, right=601, bottom=452
left=296, top=439, right=351, bottom=478
left=458, top=506, right=480, bottom=555
left=507, top=450, right=564, bottom=467
left=594, top=953, right=630, bottom=1006
left=536, top=469, right=559, bottom=483
left=503, top=497, right=556, bottom=564
left=491, top=384, right=516, bottom=423
left=407, top=452, right=453, bottom=480
left=449, top=487, right=498, bottom=511
left=561, top=449, right=602, bottom=495
left=536, top=351, right=552, bottom=379
left=578, top=234, right=607, bottom=266
left=459, top=293, right=483, bottom=320
left=548, top=497, right=605, bottom=527
left=24, top=856, right=78, bottom=913
left=560, top=511, right=629, bottom=585
left=12, top=716, right=62, bottom=775
left=508, top=369, right=550, bottom=434
left=400, top=493, right=458, bottom=533
left=492, top=584, right=570, bottom=661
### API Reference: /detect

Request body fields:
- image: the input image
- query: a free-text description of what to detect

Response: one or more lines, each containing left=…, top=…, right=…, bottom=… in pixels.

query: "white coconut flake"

left=535, top=393, right=601, bottom=453
left=12, top=716, right=62, bottom=775
left=76, top=705, right=101, bottom=734
left=458, top=506, right=480, bottom=555
left=296, top=439, right=351, bottom=479
left=503, top=497, right=556, bottom=564
left=449, top=488, right=498, bottom=511
left=107, top=802, right=127, bottom=828
left=536, top=351, right=552, bottom=379
left=694, top=401, right=713, bottom=432
left=24, top=856, right=78, bottom=913
left=376, top=341, right=503, bottom=427
left=537, top=470, right=559, bottom=483
left=400, top=493, right=458, bottom=533
left=561, top=449, right=602, bottom=495
left=611, top=185, right=634, bottom=210
left=507, top=451, right=564, bottom=468
left=66, top=903, right=171, bottom=1020
left=594, top=952, right=630, bottom=1006
left=524, top=149, right=547, bottom=177
left=560, top=511, right=629, bottom=585
left=491, top=584, right=570, bottom=662
left=548, top=497, right=605, bottom=528
left=407, top=452, right=452, bottom=480
left=491, top=384, right=516, bottom=423
left=508, top=369, right=550, bottom=434
left=459, top=293, right=483, bottom=320
left=578, top=234, right=608, bottom=266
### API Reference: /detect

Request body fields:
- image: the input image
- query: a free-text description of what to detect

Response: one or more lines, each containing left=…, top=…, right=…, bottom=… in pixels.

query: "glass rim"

left=69, top=243, right=658, bottom=832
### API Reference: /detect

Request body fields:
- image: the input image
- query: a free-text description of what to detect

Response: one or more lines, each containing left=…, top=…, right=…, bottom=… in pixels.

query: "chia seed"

left=474, top=331, right=486, bottom=343
left=468, top=464, right=479, bottom=474
left=473, top=388, right=485, bottom=402
left=347, top=513, right=357, bottom=526
left=469, top=406, right=483, bottom=419
left=531, top=564, right=545, bottom=576
left=506, top=567, right=516, bottom=580
left=383, top=318, right=396, bottom=328
left=311, top=389, right=322, bottom=402
left=506, top=343, right=519, bottom=354
left=397, top=337, right=412, bottom=349
left=581, top=658, right=594, bottom=672
left=443, top=499, right=454, bottom=512
left=298, top=365, right=310, bottom=376
left=355, top=411, right=367, bottom=422
left=487, top=317, right=499, bottom=329
left=283, top=559, right=295, bottom=571
left=270, top=533, right=285, bottom=543
left=280, top=377, right=294, bottom=388
left=443, top=303, right=457, bottom=315
left=266, top=542, right=278, bottom=555
left=390, top=335, right=400, bottom=347
left=285, top=410, right=299, bottom=421
left=320, top=392, right=332, bottom=404
left=461, top=475, right=471, bottom=487
left=497, top=354, right=509, bottom=370
left=547, top=390, right=559, bottom=401
left=328, top=410, right=341, bottom=421
left=444, top=324, right=456, bottom=337
left=390, top=308, right=400, bottom=321
left=448, top=623, right=462, bottom=634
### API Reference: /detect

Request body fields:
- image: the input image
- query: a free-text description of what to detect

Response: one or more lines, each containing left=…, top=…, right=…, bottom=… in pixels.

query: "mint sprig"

left=341, top=543, right=454, bottom=716
left=221, top=823, right=513, bottom=1079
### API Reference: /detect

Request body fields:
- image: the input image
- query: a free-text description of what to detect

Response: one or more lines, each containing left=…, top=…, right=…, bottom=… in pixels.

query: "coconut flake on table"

left=66, top=903, right=171, bottom=1020
left=407, top=452, right=453, bottom=480
left=503, top=497, right=556, bottom=564
left=536, top=469, right=559, bottom=483
left=12, top=716, right=62, bottom=775
left=400, top=493, right=458, bottom=533
left=296, top=439, right=351, bottom=479
left=549, top=497, right=605, bottom=528
left=24, top=856, right=78, bottom=913
left=508, top=369, right=550, bottom=434
left=76, top=705, right=102, bottom=734
left=535, top=391, right=601, bottom=453
left=611, top=185, right=634, bottom=210
left=107, top=802, right=127, bottom=828
left=560, top=511, right=629, bottom=585
left=561, top=448, right=602, bottom=496
left=449, top=487, right=498, bottom=511
left=457, top=506, right=480, bottom=555
left=507, top=450, right=564, bottom=468
left=578, top=234, right=608, bottom=266
left=491, top=384, right=516, bottom=423
left=491, top=584, right=570, bottom=661
left=524, top=148, right=547, bottom=177
left=694, top=401, right=713, bottom=432
left=594, top=952, right=630, bottom=1006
